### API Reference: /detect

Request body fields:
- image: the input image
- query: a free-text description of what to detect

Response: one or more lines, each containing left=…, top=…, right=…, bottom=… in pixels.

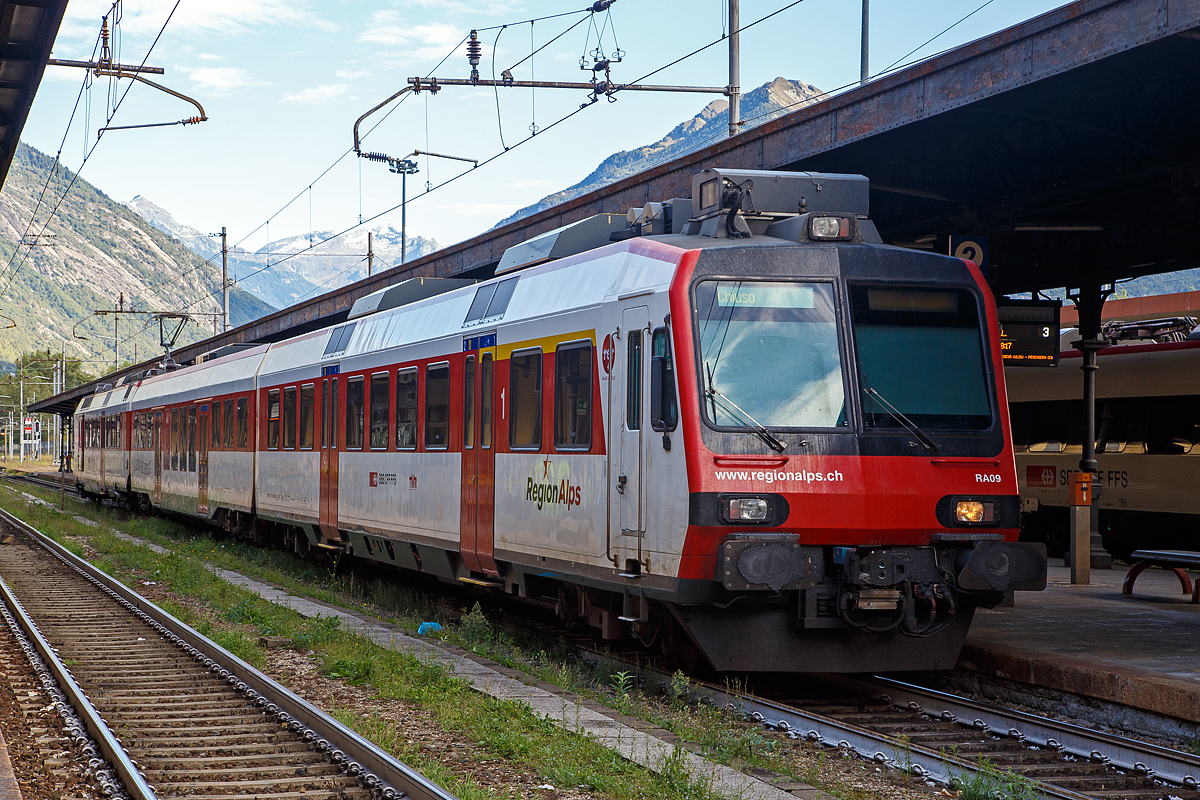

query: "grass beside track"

left=0, top=481, right=934, bottom=800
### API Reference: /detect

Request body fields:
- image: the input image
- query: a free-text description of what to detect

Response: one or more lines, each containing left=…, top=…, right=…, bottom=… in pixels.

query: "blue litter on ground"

left=417, top=622, right=443, bottom=636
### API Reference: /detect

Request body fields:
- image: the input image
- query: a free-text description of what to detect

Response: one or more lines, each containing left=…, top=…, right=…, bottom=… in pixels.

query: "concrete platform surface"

left=962, top=563, right=1200, bottom=721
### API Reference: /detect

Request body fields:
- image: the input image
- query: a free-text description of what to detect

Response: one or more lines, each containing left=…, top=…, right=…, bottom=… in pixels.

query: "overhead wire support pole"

left=860, top=0, right=869, bottom=85
left=221, top=227, right=229, bottom=333
left=728, top=0, right=739, bottom=138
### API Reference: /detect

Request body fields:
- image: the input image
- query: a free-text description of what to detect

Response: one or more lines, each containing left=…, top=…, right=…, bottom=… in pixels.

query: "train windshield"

left=850, top=286, right=992, bottom=430
left=696, top=280, right=845, bottom=429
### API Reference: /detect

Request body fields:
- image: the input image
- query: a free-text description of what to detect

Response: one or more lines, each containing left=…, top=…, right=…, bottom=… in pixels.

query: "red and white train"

left=74, top=168, right=1046, bottom=673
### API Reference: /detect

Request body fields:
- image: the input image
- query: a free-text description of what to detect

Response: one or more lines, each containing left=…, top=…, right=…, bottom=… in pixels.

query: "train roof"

left=259, top=237, right=683, bottom=381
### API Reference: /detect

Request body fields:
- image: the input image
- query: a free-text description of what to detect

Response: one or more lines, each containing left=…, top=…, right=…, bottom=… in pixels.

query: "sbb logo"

left=1026, top=465, right=1056, bottom=488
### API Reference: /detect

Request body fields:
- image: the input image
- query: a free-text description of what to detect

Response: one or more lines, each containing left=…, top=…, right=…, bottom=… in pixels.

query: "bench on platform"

left=1122, top=550, right=1200, bottom=603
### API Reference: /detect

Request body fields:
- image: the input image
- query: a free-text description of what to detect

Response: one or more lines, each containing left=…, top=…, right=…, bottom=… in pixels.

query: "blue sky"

left=23, top=0, right=1065, bottom=264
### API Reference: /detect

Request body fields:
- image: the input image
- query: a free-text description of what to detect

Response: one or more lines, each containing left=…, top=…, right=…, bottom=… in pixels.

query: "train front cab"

left=665, top=242, right=1047, bottom=673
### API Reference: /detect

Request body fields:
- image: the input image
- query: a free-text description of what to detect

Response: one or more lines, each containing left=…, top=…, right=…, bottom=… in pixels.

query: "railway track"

left=2, top=470, right=80, bottom=497
left=5, top=480, right=1196, bottom=799
left=0, top=505, right=456, bottom=800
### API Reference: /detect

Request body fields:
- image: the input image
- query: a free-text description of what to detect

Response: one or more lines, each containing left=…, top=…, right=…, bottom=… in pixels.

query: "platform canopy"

left=0, top=0, right=69, bottom=189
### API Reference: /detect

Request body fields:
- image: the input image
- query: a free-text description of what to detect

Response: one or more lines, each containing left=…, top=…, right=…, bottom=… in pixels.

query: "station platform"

left=957, top=563, right=1200, bottom=723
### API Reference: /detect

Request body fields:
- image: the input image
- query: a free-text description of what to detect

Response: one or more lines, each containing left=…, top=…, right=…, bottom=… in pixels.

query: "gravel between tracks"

left=0, top=622, right=98, bottom=800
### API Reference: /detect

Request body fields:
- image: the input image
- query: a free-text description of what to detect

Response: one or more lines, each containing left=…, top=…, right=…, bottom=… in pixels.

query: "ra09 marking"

left=975, top=473, right=1002, bottom=483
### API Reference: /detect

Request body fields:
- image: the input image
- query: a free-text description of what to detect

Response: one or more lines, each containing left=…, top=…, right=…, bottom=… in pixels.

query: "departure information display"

left=996, top=301, right=1061, bottom=366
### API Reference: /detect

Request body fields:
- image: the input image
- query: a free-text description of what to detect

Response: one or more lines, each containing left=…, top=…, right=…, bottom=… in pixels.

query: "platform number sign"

left=950, top=235, right=989, bottom=276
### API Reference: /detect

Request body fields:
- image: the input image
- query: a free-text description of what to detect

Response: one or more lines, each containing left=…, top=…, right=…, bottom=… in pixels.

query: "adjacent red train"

left=74, top=168, right=1046, bottom=672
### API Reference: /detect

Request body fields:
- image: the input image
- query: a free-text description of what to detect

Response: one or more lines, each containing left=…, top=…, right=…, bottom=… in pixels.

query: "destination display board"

left=996, top=300, right=1061, bottom=366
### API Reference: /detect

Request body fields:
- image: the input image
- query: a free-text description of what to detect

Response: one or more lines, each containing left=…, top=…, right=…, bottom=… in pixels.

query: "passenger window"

left=211, top=404, right=221, bottom=448
left=370, top=373, right=390, bottom=449
left=224, top=399, right=235, bottom=448
left=236, top=397, right=249, bottom=449
left=425, top=364, right=450, bottom=449
left=650, top=328, right=678, bottom=432
left=554, top=342, right=592, bottom=450
left=171, top=409, right=180, bottom=470
left=510, top=349, right=542, bottom=449
left=396, top=369, right=417, bottom=449
left=267, top=389, right=281, bottom=449
left=299, top=384, right=315, bottom=449
left=346, top=376, right=365, bottom=449
left=331, top=381, right=339, bottom=450
left=626, top=330, right=643, bottom=431
left=464, top=356, right=475, bottom=449
left=481, top=354, right=493, bottom=448
left=282, top=387, right=296, bottom=449
left=322, top=381, right=330, bottom=448
left=188, top=407, right=197, bottom=472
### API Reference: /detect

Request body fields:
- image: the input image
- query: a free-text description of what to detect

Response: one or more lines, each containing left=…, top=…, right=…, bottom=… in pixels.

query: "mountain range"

left=126, top=197, right=439, bottom=311
left=495, top=77, right=826, bottom=226
left=0, top=143, right=274, bottom=374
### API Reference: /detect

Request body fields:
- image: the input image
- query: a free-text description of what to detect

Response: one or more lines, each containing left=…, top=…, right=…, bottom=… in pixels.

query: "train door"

left=99, top=413, right=106, bottom=487
left=614, top=307, right=650, bottom=571
left=152, top=411, right=162, bottom=505
left=460, top=334, right=498, bottom=575
left=197, top=404, right=209, bottom=516
left=319, top=374, right=340, bottom=539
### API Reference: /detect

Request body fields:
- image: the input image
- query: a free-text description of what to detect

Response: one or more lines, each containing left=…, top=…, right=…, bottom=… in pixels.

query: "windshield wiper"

left=705, top=362, right=786, bottom=453
left=862, top=385, right=938, bottom=452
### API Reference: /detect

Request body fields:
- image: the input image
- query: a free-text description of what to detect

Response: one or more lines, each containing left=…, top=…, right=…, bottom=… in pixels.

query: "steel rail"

left=0, top=572, right=156, bottom=800
left=0, top=504, right=459, bottom=800
left=863, top=675, right=1200, bottom=790
left=682, top=676, right=1094, bottom=800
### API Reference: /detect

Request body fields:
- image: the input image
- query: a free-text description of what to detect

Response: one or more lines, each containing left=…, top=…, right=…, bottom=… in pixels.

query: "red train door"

left=460, top=335, right=498, bottom=575
left=319, top=374, right=340, bottom=539
left=197, top=405, right=209, bottom=516
left=152, top=410, right=162, bottom=505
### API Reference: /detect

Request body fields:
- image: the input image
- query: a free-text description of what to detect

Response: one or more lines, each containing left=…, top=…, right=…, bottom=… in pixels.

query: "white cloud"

left=185, top=67, right=272, bottom=96
left=335, top=69, right=370, bottom=80
left=281, top=83, right=353, bottom=104
left=198, top=53, right=224, bottom=61
left=397, top=0, right=520, bottom=15
left=57, top=0, right=336, bottom=45
left=355, top=13, right=464, bottom=63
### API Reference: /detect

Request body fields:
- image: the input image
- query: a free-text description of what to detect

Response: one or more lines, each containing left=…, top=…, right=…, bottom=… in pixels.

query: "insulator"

left=466, top=31, right=482, bottom=67
left=589, top=0, right=615, bottom=11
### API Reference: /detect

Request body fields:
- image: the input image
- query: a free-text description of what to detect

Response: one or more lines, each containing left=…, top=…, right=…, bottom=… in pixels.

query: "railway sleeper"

left=121, top=731, right=299, bottom=747
left=156, top=791, right=370, bottom=800
left=131, top=740, right=317, bottom=756
left=132, top=752, right=336, bottom=769
left=145, top=764, right=346, bottom=781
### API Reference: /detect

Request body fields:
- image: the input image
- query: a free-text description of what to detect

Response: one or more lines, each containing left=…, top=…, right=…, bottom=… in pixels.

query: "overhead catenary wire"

left=169, top=0, right=825, bottom=315
left=878, top=0, right=1000, bottom=75
left=0, top=1, right=182, bottom=298
left=170, top=0, right=988, bottom=321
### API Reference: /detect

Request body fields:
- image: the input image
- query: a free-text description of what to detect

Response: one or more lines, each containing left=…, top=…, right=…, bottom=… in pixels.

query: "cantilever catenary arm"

left=353, top=85, right=417, bottom=154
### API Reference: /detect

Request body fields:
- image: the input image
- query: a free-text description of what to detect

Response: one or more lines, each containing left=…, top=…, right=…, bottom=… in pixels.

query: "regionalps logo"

left=526, top=457, right=582, bottom=510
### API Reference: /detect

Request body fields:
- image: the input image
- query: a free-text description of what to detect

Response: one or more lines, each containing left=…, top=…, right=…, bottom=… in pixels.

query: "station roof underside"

left=0, top=0, right=67, bottom=189
left=33, top=0, right=1200, bottom=416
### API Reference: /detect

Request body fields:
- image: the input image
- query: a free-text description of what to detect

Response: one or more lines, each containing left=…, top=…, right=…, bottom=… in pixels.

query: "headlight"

left=727, top=497, right=769, bottom=521
left=955, top=500, right=996, bottom=524
left=808, top=214, right=855, bottom=241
